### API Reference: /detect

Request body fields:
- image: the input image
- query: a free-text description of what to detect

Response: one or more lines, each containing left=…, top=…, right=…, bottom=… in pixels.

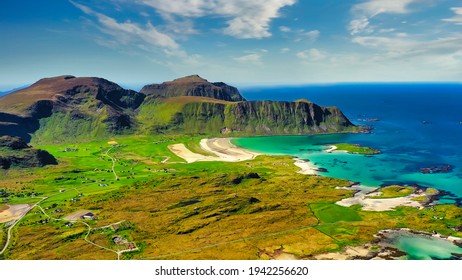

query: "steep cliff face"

left=172, top=100, right=356, bottom=135
left=140, top=75, right=246, bottom=102
left=0, top=75, right=146, bottom=143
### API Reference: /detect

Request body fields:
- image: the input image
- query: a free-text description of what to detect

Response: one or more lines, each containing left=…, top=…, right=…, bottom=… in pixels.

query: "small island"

left=326, top=143, right=381, bottom=155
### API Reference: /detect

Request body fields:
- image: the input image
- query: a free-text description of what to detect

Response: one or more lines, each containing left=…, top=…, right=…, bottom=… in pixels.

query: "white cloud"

left=443, top=7, right=462, bottom=25
left=349, top=17, right=372, bottom=35
left=289, top=29, right=320, bottom=42
left=139, top=0, right=296, bottom=39
left=353, top=0, right=422, bottom=16
left=71, top=1, right=179, bottom=50
left=302, top=30, right=320, bottom=42
left=279, top=26, right=291, bottom=32
left=280, top=47, right=290, bottom=53
left=348, top=0, right=426, bottom=35
left=379, top=28, right=396, bottom=33
left=234, top=53, right=262, bottom=64
left=233, top=49, right=268, bottom=64
left=352, top=34, right=462, bottom=71
left=296, top=48, right=326, bottom=61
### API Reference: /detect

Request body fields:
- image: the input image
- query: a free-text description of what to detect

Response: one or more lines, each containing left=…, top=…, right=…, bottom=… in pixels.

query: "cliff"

left=138, top=98, right=357, bottom=135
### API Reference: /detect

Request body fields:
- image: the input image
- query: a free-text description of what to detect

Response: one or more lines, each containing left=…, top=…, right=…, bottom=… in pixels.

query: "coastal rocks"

left=419, top=165, right=453, bottom=174
left=335, top=184, right=438, bottom=211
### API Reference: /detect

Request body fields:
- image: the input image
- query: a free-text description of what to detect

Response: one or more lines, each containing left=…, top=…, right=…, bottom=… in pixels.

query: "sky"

left=1, top=0, right=462, bottom=90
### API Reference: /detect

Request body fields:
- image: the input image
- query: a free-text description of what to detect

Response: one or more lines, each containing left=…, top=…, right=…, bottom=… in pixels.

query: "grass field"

left=1, top=135, right=461, bottom=259
left=332, top=143, right=381, bottom=155
left=370, top=186, right=415, bottom=199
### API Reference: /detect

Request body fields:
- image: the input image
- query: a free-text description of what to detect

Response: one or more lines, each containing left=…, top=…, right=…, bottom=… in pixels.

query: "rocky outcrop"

left=0, top=136, right=57, bottom=169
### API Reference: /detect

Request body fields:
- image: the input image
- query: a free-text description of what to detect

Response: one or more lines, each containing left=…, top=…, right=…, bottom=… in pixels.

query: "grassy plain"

left=1, top=135, right=461, bottom=259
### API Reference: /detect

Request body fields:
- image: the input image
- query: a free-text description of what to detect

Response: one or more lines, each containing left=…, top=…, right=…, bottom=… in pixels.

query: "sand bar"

left=325, top=145, right=337, bottom=153
left=0, top=204, right=31, bottom=223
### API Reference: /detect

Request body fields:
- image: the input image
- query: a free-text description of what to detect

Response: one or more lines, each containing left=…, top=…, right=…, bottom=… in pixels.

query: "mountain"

left=0, top=75, right=145, bottom=142
left=0, top=136, right=57, bottom=169
left=0, top=75, right=358, bottom=143
left=140, top=75, right=246, bottom=102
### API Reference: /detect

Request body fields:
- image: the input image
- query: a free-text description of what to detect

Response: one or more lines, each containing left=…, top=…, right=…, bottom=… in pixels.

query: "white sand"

left=293, top=159, right=319, bottom=175
left=325, top=145, right=337, bottom=153
left=168, top=138, right=260, bottom=163
left=336, top=185, right=427, bottom=211
left=0, top=204, right=31, bottom=223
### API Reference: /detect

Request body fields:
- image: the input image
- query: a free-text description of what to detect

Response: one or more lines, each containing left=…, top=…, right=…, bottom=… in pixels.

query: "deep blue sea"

left=235, top=83, right=462, bottom=204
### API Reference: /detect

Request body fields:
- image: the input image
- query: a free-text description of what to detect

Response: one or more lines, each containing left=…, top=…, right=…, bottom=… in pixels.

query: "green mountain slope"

left=137, top=97, right=358, bottom=136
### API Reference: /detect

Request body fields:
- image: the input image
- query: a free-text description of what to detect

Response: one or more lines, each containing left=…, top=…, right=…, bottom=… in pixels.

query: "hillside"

left=0, top=75, right=358, bottom=143
left=140, top=75, right=246, bottom=102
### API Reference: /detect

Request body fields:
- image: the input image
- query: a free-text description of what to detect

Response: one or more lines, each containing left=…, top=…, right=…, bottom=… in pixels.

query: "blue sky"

left=1, top=0, right=462, bottom=90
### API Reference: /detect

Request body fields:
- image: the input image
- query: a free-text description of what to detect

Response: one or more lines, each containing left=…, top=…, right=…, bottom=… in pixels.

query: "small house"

left=81, top=212, right=97, bottom=220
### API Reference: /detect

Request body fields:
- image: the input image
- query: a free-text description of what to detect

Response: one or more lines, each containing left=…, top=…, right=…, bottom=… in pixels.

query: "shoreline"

left=169, top=138, right=321, bottom=175
left=293, top=158, right=320, bottom=175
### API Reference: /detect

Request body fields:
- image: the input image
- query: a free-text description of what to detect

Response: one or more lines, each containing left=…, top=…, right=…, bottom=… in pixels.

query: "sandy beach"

left=168, top=138, right=260, bottom=163
left=293, top=159, right=319, bottom=175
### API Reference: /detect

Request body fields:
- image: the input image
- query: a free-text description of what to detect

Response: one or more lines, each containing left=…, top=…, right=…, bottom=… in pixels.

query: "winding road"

left=105, top=147, right=119, bottom=181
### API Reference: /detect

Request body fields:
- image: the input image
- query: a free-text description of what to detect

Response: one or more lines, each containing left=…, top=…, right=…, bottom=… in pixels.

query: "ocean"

left=234, top=83, right=462, bottom=204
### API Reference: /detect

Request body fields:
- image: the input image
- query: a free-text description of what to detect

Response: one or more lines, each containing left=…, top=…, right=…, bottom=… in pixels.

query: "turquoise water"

left=385, top=233, right=462, bottom=260
left=235, top=84, right=462, bottom=204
